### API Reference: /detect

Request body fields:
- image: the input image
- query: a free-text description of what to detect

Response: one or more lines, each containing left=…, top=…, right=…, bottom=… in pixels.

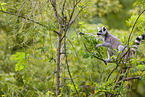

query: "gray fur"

left=96, top=26, right=144, bottom=63
left=96, top=26, right=123, bottom=62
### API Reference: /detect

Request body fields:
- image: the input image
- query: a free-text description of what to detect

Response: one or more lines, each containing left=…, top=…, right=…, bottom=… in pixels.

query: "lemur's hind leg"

left=95, top=42, right=111, bottom=48
left=105, top=48, right=114, bottom=62
left=118, top=45, right=125, bottom=52
left=118, top=45, right=127, bottom=58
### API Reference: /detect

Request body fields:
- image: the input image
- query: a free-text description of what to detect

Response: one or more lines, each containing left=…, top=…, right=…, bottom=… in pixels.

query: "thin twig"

left=46, top=71, right=56, bottom=81
left=64, top=34, right=80, bottom=97
left=61, top=0, right=66, bottom=17
left=127, top=9, right=145, bottom=46
left=50, top=0, right=61, bottom=24
left=80, top=35, right=107, bottom=65
left=128, top=81, right=131, bottom=97
left=106, top=48, right=131, bottom=81
left=69, top=0, right=81, bottom=23
left=15, top=85, right=28, bottom=96
left=117, top=48, right=130, bottom=64
left=33, top=86, right=41, bottom=97
left=61, top=1, right=88, bottom=41
left=68, top=39, right=79, bottom=59
left=106, top=64, right=119, bottom=81
left=60, top=72, right=82, bottom=80
left=69, top=1, right=88, bottom=25
left=16, top=0, right=27, bottom=16
left=0, top=10, right=60, bottom=35
left=117, top=76, right=141, bottom=84
left=39, top=58, right=54, bottom=84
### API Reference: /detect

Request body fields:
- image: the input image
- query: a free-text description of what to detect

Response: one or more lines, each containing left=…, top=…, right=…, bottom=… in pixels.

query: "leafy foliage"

left=0, top=0, right=145, bottom=97
left=0, top=2, right=6, bottom=11
left=10, top=52, right=29, bottom=71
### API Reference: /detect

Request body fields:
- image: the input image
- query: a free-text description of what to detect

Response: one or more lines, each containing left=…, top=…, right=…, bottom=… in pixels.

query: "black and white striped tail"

left=133, top=34, right=145, bottom=45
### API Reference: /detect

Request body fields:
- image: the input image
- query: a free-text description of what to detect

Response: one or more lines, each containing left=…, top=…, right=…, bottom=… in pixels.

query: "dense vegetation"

left=0, top=0, right=145, bottom=97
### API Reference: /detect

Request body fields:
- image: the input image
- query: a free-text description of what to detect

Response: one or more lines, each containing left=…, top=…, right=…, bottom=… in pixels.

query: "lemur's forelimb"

left=79, top=32, right=97, bottom=37
left=96, top=26, right=145, bottom=63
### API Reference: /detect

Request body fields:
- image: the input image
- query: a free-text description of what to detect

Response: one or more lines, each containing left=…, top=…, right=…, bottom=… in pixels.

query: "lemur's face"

left=97, top=26, right=107, bottom=36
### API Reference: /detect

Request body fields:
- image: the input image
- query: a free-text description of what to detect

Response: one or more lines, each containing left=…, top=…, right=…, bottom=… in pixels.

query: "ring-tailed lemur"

left=96, top=26, right=145, bottom=63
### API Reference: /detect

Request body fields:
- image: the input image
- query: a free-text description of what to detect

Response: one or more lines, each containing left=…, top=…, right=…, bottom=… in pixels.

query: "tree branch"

left=123, top=76, right=141, bottom=81
left=0, top=10, right=60, bottom=35
left=127, top=9, right=145, bottom=46
left=106, top=48, right=131, bottom=81
left=16, top=85, right=28, bottom=96
left=106, top=64, right=119, bottom=81
left=117, top=76, right=141, bottom=84
left=50, top=0, right=61, bottom=25
left=40, top=58, right=54, bottom=83
left=69, top=1, right=88, bottom=25
left=61, top=0, right=66, bottom=17
left=64, top=34, right=80, bottom=97
left=80, top=34, right=107, bottom=65
left=69, top=0, right=81, bottom=23
left=46, top=71, right=56, bottom=81
left=59, top=72, right=82, bottom=80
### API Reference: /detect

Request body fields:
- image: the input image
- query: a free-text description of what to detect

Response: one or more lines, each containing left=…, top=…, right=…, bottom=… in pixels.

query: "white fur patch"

left=138, top=36, right=142, bottom=39
left=135, top=40, right=140, bottom=43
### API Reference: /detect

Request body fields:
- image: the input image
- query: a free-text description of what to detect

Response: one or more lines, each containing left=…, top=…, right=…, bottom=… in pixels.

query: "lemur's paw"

left=104, top=59, right=114, bottom=63
left=95, top=44, right=102, bottom=49
left=104, top=59, right=110, bottom=62
left=95, top=46, right=98, bottom=49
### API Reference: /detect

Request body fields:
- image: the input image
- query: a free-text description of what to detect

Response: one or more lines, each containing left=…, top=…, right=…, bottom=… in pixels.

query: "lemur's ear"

left=102, top=26, right=106, bottom=31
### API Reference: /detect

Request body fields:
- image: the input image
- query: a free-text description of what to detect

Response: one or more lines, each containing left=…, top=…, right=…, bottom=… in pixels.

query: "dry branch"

left=117, top=76, right=141, bottom=84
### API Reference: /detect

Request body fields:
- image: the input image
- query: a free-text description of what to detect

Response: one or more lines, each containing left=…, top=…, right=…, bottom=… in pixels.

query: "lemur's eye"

left=103, top=27, right=106, bottom=31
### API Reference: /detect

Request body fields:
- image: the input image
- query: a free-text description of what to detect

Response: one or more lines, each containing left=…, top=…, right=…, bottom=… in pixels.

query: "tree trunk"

left=56, top=33, right=61, bottom=96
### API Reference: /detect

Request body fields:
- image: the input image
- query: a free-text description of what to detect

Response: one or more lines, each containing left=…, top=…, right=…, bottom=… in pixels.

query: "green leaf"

left=10, top=52, right=29, bottom=71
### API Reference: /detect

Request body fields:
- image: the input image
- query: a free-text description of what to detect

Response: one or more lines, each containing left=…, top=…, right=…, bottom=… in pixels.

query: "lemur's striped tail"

left=133, top=34, right=145, bottom=45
